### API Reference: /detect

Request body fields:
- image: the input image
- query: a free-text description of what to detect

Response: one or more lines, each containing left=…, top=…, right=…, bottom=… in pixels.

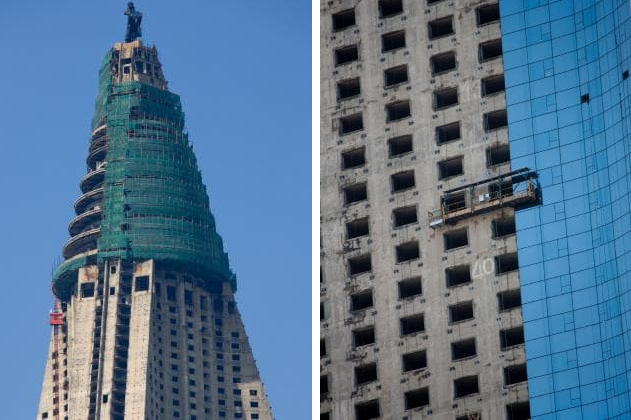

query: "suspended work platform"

left=429, top=168, right=538, bottom=228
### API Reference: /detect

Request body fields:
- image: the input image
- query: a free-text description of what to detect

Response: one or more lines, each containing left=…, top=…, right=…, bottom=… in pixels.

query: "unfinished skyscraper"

left=322, top=0, right=631, bottom=419
left=37, top=5, right=273, bottom=420
left=321, top=1, right=535, bottom=419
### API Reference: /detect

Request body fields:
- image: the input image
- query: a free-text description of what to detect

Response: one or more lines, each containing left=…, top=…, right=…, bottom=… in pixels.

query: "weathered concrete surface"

left=320, top=1, right=528, bottom=419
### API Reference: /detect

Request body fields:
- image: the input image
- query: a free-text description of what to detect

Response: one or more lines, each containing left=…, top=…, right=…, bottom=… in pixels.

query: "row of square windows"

left=321, top=321, right=524, bottom=358
left=155, top=335, right=240, bottom=351
left=335, top=64, right=504, bottom=101
left=336, top=104, right=507, bottom=136
left=321, top=362, right=528, bottom=402
left=340, top=159, right=513, bottom=214
left=336, top=248, right=519, bottom=281
left=337, top=143, right=510, bottom=189
left=148, top=380, right=259, bottom=404
left=322, top=398, right=530, bottom=420
left=330, top=1, right=499, bottom=34
left=331, top=19, right=502, bottom=67
left=321, top=274, right=522, bottom=318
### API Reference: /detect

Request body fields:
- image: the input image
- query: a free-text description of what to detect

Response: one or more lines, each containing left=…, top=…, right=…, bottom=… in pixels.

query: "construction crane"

left=49, top=299, right=64, bottom=420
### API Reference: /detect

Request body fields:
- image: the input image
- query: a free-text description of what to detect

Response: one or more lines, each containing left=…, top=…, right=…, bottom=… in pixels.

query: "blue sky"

left=0, top=1, right=311, bottom=418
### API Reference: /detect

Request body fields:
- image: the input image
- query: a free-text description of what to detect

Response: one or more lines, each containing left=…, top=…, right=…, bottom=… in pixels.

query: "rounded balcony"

left=86, top=144, right=107, bottom=170
left=68, top=207, right=102, bottom=236
left=80, top=167, right=105, bottom=193
left=63, top=227, right=100, bottom=259
left=89, top=134, right=107, bottom=153
left=75, top=187, right=103, bottom=214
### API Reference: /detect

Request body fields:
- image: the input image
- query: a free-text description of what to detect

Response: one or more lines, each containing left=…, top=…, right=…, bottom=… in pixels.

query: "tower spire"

left=124, top=2, right=142, bottom=42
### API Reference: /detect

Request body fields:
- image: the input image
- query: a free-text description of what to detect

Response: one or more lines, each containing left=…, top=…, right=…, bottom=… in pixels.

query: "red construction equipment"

left=49, top=299, right=64, bottom=420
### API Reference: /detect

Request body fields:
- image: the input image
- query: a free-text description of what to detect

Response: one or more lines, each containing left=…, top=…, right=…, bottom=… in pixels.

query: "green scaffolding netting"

left=53, top=48, right=235, bottom=299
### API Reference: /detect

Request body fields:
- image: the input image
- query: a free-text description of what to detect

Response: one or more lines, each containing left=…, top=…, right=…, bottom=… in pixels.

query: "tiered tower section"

left=37, top=40, right=273, bottom=420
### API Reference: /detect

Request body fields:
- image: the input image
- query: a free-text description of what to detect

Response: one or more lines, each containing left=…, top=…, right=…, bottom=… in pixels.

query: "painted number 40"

left=472, top=258, right=494, bottom=279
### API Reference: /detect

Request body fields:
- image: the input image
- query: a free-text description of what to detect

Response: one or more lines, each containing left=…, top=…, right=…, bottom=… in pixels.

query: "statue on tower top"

left=124, top=2, right=142, bottom=43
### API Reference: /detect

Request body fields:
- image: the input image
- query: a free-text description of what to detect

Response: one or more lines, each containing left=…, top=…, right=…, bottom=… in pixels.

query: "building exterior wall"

left=321, top=1, right=530, bottom=419
left=501, top=0, right=631, bottom=418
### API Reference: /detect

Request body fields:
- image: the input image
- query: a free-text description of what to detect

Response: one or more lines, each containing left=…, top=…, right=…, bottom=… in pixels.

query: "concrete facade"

left=37, top=261, right=273, bottom=420
left=320, top=1, right=530, bottom=419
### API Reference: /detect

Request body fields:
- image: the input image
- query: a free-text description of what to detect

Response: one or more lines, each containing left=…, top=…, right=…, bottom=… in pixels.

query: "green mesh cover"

left=53, top=48, right=235, bottom=298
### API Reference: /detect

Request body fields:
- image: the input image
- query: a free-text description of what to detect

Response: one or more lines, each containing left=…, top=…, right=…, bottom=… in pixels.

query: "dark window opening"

left=436, top=122, right=461, bottom=144
left=384, top=65, right=409, bottom=87
left=386, top=100, right=411, bottom=121
left=446, top=264, right=471, bottom=287
left=379, top=0, right=403, bottom=18
left=431, top=51, right=456, bottom=75
left=438, top=156, right=464, bottom=179
left=434, top=87, right=459, bottom=110
left=479, top=39, right=503, bottom=62
left=498, top=289, right=522, bottom=311
left=395, top=241, right=420, bottom=263
left=350, top=289, right=374, bottom=311
left=348, top=254, right=372, bottom=276
left=355, top=363, right=378, bottom=385
left=402, top=350, right=427, bottom=372
left=332, top=9, right=356, bottom=31
left=405, top=387, right=430, bottom=410
left=388, top=135, right=413, bottom=157
left=338, top=78, right=361, bottom=100
left=353, top=326, right=375, bottom=347
left=320, top=338, right=327, bottom=357
left=80, top=282, right=95, bottom=298
left=581, top=93, right=590, bottom=103
left=444, top=228, right=468, bottom=250
left=428, top=0, right=446, bottom=3
left=400, top=314, right=425, bottom=335
left=495, top=252, right=519, bottom=274
left=624, top=70, right=629, bottom=80
left=342, top=147, right=366, bottom=169
left=506, top=401, right=531, bottom=420
left=444, top=191, right=466, bottom=212
left=382, top=30, right=406, bottom=52
left=320, top=375, right=329, bottom=394
left=452, top=338, right=476, bottom=361
left=477, top=3, right=500, bottom=25
left=398, top=276, right=422, bottom=299
left=135, top=276, right=149, bottom=291
left=344, top=182, right=368, bottom=205
left=454, top=376, right=479, bottom=398
left=320, top=302, right=325, bottom=321
left=449, top=301, right=474, bottom=323
left=346, top=217, right=369, bottom=239
left=340, top=113, right=364, bottom=135
left=484, top=109, right=507, bottom=131
left=489, top=180, right=513, bottom=199
left=355, top=399, right=380, bottom=420
left=500, top=326, right=525, bottom=350
left=335, top=45, right=359, bottom=65
left=167, top=285, right=176, bottom=301
left=481, top=74, right=505, bottom=96
left=487, top=143, right=510, bottom=166
left=391, top=170, right=415, bottom=192
left=504, top=363, right=528, bottom=386
left=321, top=414, right=330, bottom=420
left=428, top=16, right=454, bottom=39
left=393, top=205, right=418, bottom=227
